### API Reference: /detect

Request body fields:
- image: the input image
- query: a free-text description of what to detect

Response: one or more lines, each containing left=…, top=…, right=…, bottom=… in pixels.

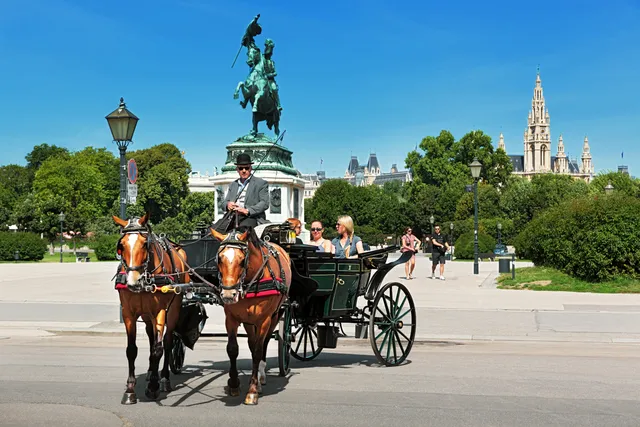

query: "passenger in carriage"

left=223, top=153, right=269, bottom=228
left=286, top=218, right=304, bottom=244
left=331, top=215, right=365, bottom=259
left=308, top=220, right=333, bottom=253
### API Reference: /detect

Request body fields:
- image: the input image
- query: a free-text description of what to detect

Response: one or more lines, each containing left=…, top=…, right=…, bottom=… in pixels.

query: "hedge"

left=453, top=231, right=496, bottom=260
left=94, top=234, right=121, bottom=261
left=0, top=232, right=48, bottom=261
left=515, top=194, right=640, bottom=282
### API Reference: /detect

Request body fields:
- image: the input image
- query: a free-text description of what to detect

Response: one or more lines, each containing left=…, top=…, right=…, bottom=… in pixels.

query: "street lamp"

left=106, top=97, right=139, bottom=220
left=449, top=222, right=454, bottom=246
left=58, top=212, right=65, bottom=263
left=469, top=157, right=482, bottom=275
left=604, top=181, right=614, bottom=195
left=429, top=214, right=435, bottom=235
left=497, top=222, right=502, bottom=246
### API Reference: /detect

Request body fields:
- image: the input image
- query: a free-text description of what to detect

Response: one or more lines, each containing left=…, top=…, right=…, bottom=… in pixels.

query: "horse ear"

left=237, top=230, right=249, bottom=241
left=112, top=215, right=128, bottom=228
left=139, top=212, right=150, bottom=226
left=209, top=228, right=228, bottom=241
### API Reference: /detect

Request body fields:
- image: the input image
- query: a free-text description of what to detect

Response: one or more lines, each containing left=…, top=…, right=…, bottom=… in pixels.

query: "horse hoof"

left=145, top=388, right=160, bottom=401
left=244, top=393, right=259, bottom=405
left=121, top=392, right=137, bottom=405
left=224, top=386, right=240, bottom=397
left=160, top=378, right=172, bottom=393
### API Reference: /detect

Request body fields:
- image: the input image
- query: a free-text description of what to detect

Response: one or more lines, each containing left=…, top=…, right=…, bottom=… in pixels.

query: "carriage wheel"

left=290, top=320, right=322, bottom=361
left=170, top=332, right=186, bottom=374
left=277, top=304, right=292, bottom=376
left=369, top=282, right=416, bottom=366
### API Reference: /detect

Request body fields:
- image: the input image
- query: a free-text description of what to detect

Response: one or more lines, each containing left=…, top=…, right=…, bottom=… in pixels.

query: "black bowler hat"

left=234, top=153, right=254, bottom=166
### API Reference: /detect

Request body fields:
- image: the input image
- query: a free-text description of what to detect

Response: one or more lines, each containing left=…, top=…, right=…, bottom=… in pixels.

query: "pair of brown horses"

left=113, top=214, right=291, bottom=406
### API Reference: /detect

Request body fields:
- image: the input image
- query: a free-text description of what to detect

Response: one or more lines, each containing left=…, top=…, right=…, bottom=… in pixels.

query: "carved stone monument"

left=209, top=14, right=306, bottom=238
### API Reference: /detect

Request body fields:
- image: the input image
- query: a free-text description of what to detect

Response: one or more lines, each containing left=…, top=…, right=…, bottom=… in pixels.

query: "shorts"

left=432, top=252, right=446, bottom=265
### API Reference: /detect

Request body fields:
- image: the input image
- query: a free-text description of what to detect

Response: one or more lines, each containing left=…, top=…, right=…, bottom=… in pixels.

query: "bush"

left=453, top=231, right=496, bottom=259
left=0, top=232, right=48, bottom=261
left=515, top=194, right=640, bottom=282
left=94, top=234, right=121, bottom=261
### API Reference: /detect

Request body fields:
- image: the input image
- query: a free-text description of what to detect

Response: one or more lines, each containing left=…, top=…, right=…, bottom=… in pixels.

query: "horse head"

left=209, top=226, right=256, bottom=304
left=113, top=213, right=152, bottom=288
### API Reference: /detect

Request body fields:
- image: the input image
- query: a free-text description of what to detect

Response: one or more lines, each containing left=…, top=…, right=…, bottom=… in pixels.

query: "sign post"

left=127, top=159, right=138, bottom=204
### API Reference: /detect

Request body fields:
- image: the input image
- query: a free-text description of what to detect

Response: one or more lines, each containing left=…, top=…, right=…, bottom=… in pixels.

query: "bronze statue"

left=232, top=14, right=281, bottom=137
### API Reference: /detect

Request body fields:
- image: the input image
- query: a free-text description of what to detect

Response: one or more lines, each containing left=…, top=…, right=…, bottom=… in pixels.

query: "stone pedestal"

left=209, top=133, right=308, bottom=241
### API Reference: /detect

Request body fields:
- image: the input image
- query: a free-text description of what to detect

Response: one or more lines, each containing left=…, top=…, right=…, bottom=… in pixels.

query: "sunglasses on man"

left=237, top=166, right=251, bottom=171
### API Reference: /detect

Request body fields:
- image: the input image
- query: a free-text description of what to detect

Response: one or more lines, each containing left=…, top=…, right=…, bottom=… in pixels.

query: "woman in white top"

left=308, top=220, right=333, bottom=253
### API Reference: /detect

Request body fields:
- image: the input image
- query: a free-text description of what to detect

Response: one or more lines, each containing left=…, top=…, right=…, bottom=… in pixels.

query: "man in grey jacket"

left=223, top=153, right=269, bottom=228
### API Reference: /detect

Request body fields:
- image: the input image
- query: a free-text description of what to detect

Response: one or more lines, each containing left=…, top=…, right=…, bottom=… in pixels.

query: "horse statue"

left=209, top=225, right=291, bottom=405
left=113, top=213, right=191, bottom=404
left=233, top=44, right=281, bottom=137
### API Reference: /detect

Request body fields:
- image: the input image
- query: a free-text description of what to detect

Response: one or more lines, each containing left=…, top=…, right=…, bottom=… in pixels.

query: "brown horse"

left=113, top=213, right=191, bottom=404
left=209, top=226, right=291, bottom=405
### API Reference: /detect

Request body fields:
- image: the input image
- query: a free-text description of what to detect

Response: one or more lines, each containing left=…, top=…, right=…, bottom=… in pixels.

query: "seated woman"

left=331, top=215, right=365, bottom=259
left=308, top=220, right=333, bottom=253
left=286, top=218, right=304, bottom=244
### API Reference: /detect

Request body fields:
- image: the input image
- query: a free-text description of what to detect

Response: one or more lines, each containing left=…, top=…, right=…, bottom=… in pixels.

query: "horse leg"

left=258, top=310, right=281, bottom=388
left=224, top=314, right=241, bottom=397
left=244, top=315, right=272, bottom=405
left=160, top=301, right=181, bottom=392
left=252, top=113, right=259, bottom=136
left=145, top=309, right=166, bottom=400
left=121, top=307, right=138, bottom=405
left=144, top=318, right=154, bottom=381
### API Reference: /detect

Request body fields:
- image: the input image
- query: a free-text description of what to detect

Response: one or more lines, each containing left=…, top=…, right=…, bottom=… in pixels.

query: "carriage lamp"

left=58, top=212, right=65, bottom=263
left=106, top=97, right=139, bottom=221
left=604, top=181, right=614, bottom=195
left=469, top=158, right=482, bottom=275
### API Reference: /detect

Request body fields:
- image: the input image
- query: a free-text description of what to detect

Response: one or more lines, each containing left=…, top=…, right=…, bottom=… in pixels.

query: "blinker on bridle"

left=216, top=232, right=251, bottom=293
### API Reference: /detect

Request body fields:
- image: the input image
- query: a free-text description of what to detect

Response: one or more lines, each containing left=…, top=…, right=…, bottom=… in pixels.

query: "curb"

left=37, top=328, right=640, bottom=345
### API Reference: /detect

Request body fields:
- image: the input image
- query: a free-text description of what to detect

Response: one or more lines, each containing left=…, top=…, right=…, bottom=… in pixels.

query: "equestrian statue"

left=232, top=14, right=282, bottom=137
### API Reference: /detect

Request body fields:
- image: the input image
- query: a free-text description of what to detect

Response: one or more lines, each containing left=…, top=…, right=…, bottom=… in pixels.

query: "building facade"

left=503, top=69, right=595, bottom=182
left=342, top=153, right=412, bottom=186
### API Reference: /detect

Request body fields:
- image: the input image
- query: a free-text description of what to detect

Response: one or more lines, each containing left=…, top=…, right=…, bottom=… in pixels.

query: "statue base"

left=209, top=132, right=308, bottom=240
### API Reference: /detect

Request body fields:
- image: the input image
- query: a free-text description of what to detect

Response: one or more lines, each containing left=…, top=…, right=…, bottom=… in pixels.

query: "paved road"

left=2, top=335, right=640, bottom=426
left=4, top=259, right=640, bottom=342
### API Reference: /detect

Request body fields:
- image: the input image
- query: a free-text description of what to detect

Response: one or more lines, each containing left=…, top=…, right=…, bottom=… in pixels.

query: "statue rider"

left=262, top=39, right=282, bottom=112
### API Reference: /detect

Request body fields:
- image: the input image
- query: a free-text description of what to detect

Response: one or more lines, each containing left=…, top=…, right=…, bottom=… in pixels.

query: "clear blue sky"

left=1, top=0, right=638, bottom=178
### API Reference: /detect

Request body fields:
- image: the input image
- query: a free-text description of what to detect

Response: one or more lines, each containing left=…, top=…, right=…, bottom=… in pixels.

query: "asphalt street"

left=2, top=335, right=640, bottom=427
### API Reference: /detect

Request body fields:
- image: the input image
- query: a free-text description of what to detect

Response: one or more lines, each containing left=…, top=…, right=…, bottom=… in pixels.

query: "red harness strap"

left=244, top=277, right=284, bottom=299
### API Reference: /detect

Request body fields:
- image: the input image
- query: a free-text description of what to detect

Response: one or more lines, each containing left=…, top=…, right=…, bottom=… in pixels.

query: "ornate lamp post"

left=429, top=214, right=435, bottom=235
left=469, top=158, right=482, bottom=275
left=497, top=222, right=502, bottom=246
left=58, top=212, right=65, bottom=263
left=106, top=98, right=139, bottom=220
left=604, top=181, right=614, bottom=195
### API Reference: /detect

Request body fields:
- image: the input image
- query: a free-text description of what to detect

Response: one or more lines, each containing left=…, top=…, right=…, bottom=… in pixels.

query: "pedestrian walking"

left=401, top=227, right=419, bottom=279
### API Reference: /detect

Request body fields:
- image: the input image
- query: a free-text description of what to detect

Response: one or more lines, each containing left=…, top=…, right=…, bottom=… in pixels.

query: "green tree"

left=589, top=171, right=640, bottom=197
left=25, top=143, right=69, bottom=171
left=454, top=130, right=513, bottom=188
left=454, top=183, right=502, bottom=220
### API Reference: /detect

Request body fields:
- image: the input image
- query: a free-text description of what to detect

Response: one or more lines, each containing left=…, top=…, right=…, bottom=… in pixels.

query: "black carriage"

left=170, top=222, right=416, bottom=375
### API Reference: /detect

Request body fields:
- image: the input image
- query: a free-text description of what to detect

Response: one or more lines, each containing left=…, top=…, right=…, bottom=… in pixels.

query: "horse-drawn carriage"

left=170, top=221, right=416, bottom=376
left=113, top=215, right=416, bottom=405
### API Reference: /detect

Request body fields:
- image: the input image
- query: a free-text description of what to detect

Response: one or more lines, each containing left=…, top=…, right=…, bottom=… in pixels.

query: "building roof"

left=367, top=153, right=380, bottom=171
left=509, top=155, right=524, bottom=172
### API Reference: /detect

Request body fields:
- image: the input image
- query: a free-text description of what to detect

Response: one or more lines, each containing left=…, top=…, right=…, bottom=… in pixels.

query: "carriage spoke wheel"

left=290, top=320, right=322, bottom=361
left=170, top=332, right=186, bottom=374
left=369, top=282, right=416, bottom=366
left=277, top=304, right=292, bottom=376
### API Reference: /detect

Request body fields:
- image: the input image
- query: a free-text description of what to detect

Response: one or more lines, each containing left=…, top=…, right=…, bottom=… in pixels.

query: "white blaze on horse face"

left=126, top=233, right=140, bottom=285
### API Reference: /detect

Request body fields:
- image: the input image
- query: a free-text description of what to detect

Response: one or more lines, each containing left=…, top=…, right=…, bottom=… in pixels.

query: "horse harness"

left=216, top=230, right=288, bottom=298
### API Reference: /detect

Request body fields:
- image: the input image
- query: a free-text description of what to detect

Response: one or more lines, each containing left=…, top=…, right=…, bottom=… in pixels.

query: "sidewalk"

left=2, top=257, right=640, bottom=343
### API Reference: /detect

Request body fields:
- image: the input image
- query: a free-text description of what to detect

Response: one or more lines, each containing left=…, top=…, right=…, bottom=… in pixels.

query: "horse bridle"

left=117, top=224, right=157, bottom=285
left=216, top=231, right=251, bottom=294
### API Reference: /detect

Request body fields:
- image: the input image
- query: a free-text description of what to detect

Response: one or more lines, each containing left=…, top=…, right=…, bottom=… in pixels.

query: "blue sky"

left=0, top=0, right=638, bottom=178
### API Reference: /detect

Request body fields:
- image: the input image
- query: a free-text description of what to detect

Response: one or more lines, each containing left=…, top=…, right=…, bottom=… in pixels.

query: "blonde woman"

left=309, top=220, right=333, bottom=253
left=331, top=215, right=364, bottom=259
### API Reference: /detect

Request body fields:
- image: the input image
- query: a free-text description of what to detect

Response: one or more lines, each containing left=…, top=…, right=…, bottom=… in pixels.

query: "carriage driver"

left=223, top=153, right=270, bottom=228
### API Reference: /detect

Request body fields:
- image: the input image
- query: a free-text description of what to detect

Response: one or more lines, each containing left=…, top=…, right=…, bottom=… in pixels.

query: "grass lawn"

left=498, top=266, right=640, bottom=293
